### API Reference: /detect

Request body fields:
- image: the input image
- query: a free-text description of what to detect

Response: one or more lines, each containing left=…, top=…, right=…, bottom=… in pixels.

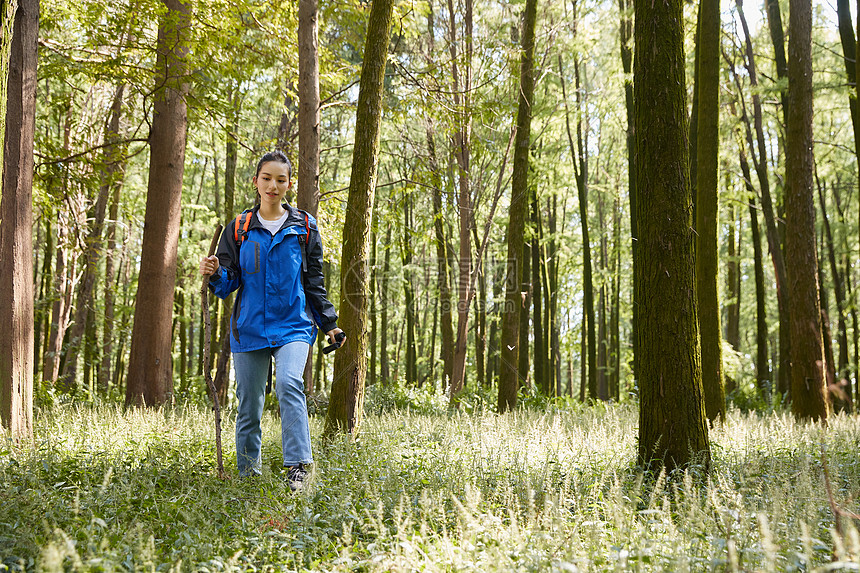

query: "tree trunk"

left=739, top=148, right=771, bottom=397
left=817, top=179, right=850, bottom=403
left=471, top=222, right=486, bottom=388
left=736, top=0, right=791, bottom=396
left=836, top=0, right=859, bottom=185
left=369, top=230, right=377, bottom=386
left=499, top=0, right=538, bottom=413
left=125, top=0, right=191, bottom=407
left=403, top=191, right=417, bottom=386
left=380, top=224, right=391, bottom=384
left=597, top=192, right=608, bottom=400
left=696, top=0, right=725, bottom=423
left=99, top=135, right=128, bottom=391
left=634, top=0, right=710, bottom=470
left=486, top=265, right=502, bottom=386
left=447, top=0, right=474, bottom=405
left=765, top=0, right=789, bottom=122
left=34, top=217, right=51, bottom=380
left=0, top=0, right=36, bottom=442
left=549, top=195, right=562, bottom=395
left=725, top=205, right=741, bottom=353
left=786, top=0, right=828, bottom=422
left=818, top=256, right=839, bottom=409
left=518, top=238, right=531, bottom=392
left=560, top=49, right=596, bottom=401
left=689, top=2, right=701, bottom=220
left=531, top=188, right=544, bottom=393
left=619, top=0, right=637, bottom=385
left=427, top=115, right=454, bottom=387
left=611, top=194, right=621, bottom=400
left=323, top=0, right=395, bottom=437
left=298, top=0, right=321, bottom=394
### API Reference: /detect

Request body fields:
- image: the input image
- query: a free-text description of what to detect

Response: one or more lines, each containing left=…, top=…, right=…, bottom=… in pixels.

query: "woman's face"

left=253, top=161, right=291, bottom=208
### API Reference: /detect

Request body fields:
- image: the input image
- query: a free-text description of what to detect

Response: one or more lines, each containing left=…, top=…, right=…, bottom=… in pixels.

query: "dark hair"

left=255, top=150, right=292, bottom=179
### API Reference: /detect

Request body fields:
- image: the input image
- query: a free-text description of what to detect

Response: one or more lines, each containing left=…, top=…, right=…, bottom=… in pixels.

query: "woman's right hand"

left=199, top=255, right=220, bottom=276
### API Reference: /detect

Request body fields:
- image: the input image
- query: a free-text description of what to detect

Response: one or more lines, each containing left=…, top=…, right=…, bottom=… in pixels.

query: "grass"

left=3, top=394, right=860, bottom=572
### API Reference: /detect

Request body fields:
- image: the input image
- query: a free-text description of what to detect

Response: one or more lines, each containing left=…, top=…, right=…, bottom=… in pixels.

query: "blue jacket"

left=208, top=204, right=338, bottom=352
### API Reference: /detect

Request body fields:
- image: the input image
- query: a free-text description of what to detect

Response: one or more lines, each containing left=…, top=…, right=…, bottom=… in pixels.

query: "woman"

left=199, top=150, right=343, bottom=490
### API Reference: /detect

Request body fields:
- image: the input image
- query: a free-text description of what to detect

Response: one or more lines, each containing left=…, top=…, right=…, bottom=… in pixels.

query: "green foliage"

left=4, top=404, right=860, bottom=570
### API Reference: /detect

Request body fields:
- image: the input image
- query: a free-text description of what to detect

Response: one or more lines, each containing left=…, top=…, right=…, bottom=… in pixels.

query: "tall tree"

left=498, top=0, right=538, bottom=413
left=446, top=0, right=474, bottom=404
left=99, top=129, right=129, bottom=391
left=298, top=0, right=321, bottom=394
left=817, top=180, right=849, bottom=395
left=530, top=188, right=544, bottom=392
left=323, top=0, right=395, bottom=436
left=559, top=47, right=596, bottom=400
left=402, top=191, right=418, bottom=386
left=735, top=0, right=791, bottom=395
left=836, top=0, right=858, bottom=166
left=634, top=0, right=710, bottom=470
left=765, top=0, right=789, bottom=122
left=785, top=0, right=827, bottom=421
left=725, top=203, right=741, bottom=357
left=1, top=0, right=36, bottom=442
left=696, top=0, right=725, bottom=423
left=125, top=0, right=191, bottom=407
left=619, top=0, right=637, bottom=384
left=425, top=83, right=454, bottom=386
left=738, top=140, right=771, bottom=396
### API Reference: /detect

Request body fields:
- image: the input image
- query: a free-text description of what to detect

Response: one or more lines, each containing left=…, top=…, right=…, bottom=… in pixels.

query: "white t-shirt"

left=257, top=210, right=289, bottom=236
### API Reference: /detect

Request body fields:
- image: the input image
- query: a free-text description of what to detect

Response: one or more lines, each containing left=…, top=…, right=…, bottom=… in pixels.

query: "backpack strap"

left=233, top=210, right=253, bottom=246
left=298, top=212, right=309, bottom=273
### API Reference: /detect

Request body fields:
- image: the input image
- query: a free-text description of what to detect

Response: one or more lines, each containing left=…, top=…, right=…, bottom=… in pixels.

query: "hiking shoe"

left=285, top=464, right=308, bottom=492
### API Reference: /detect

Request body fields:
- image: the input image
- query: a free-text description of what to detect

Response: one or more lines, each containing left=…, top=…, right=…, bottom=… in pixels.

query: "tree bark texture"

left=695, top=0, right=725, bottom=423
left=786, top=0, right=828, bottom=422
left=125, top=0, right=191, bottom=407
left=0, top=0, right=35, bottom=442
left=634, top=0, right=710, bottom=470
left=323, top=0, right=395, bottom=436
left=498, top=0, right=538, bottom=414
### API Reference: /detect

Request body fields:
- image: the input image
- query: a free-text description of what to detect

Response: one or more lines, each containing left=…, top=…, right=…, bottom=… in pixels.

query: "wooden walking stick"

left=201, top=224, right=226, bottom=479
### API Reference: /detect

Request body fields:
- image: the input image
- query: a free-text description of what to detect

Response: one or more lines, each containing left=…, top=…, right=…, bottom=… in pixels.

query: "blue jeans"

left=232, top=341, right=313, bottom=476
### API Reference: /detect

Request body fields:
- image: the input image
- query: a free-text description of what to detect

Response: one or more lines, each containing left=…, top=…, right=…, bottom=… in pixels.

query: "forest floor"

left=3, top=388, right=860, bottom=572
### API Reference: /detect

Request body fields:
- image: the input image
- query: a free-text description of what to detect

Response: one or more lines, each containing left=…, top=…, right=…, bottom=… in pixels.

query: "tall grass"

left=2, top=398, right=860, bottom=571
